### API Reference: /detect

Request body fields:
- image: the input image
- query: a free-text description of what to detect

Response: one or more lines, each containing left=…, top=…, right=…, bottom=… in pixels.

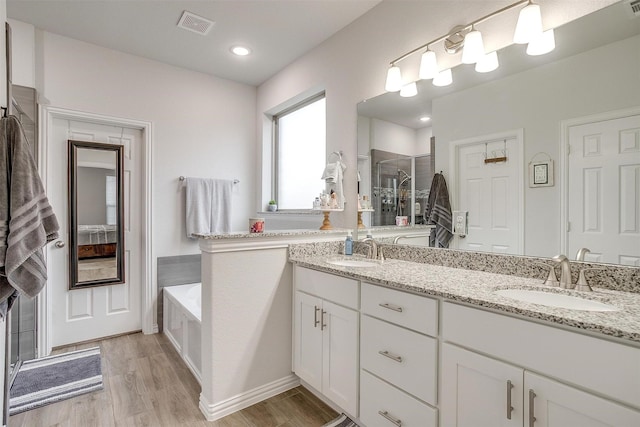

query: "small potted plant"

left=267, top=199, right=277, bottom=212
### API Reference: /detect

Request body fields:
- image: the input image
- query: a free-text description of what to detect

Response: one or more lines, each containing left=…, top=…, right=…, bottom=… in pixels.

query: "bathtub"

left=163, top=283, right=202, bottom=384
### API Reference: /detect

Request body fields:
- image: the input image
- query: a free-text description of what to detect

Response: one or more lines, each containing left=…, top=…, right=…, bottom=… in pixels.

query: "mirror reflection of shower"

left=371, top=149, right=433, bottom=226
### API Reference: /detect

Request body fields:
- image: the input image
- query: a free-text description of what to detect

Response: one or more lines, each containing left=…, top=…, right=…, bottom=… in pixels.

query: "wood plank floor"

left=9, top=332, right=338, bottom=427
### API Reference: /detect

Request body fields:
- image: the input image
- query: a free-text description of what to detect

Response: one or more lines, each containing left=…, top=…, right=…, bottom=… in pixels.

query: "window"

left=274, top=94, right=326, bottom=210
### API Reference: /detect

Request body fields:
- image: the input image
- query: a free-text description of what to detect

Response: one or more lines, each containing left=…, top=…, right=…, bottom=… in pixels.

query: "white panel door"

left=525, top=371, right=640, bottom=427
left=456, top=138, right=521, bottom=254
left=568, top=114, right=640, bottom=265
left=48, top=118, right=142, bottom=346
left=293, top=291, right=323, bottom=391
left=321, top=300, right=358, bottom=416
left=441, top=343, right=523, bottom=427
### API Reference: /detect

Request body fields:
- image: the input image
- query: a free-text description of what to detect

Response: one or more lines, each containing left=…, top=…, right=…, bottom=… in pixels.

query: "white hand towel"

left=185, top=178, right=234, bottom=238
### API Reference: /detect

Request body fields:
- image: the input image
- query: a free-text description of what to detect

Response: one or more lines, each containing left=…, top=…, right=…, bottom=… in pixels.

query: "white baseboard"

left=199, top=374, right=300, bottom=421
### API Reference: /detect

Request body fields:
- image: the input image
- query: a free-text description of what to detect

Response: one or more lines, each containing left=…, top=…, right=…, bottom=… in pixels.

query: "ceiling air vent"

left=177, top=11, right=215, bottom=35
left=624, top=0, right=640, bottom=18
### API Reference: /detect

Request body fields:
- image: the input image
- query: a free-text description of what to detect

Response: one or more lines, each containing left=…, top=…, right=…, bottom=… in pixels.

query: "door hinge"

left=567, top=221, right=571, bottom=232
left=567, top=144, right=571, bottom=155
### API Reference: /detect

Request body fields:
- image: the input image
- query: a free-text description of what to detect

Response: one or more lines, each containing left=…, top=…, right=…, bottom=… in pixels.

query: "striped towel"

left=425, top=172, right=453, bottom=248
left=0, top=116, right=59, bottom=317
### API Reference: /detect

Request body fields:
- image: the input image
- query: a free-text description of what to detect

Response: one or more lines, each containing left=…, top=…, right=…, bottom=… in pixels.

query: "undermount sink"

left=326, top=257, right=381, bottom=268
left=494, top=289, right=619, bottom=312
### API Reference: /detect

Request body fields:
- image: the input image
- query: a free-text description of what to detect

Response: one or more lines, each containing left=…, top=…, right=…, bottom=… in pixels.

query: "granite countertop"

left=289, top=253, right=640, bottom=344
left=193, top=229, right=348, bottom=240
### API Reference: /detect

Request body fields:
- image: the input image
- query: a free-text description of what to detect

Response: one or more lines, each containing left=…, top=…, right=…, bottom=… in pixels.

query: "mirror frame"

left=68, top=140, right=125, bottom=289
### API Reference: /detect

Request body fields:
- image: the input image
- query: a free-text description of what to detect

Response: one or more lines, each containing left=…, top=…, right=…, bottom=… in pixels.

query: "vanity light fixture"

left=475, top=51, right=499, bottom=73
left=526, top=29, right=555, bottom=56
left=514, top=1, right=543, bottom=44
left=384, top=0, right=552, bottom=93
left=231, top=46, right=251, bottom=56
left=400, top=82, right=418, bottom=97
left=385, top=65, right=403, bottom=92
left=461, top=27, right=485, bottom=64
left=433, top=68, right=453, bottom=87
left=419, top=49, right=439, bottom=80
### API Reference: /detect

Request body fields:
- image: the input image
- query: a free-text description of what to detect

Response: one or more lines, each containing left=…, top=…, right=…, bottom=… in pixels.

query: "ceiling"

left=7, top=0, right=381, bottom=86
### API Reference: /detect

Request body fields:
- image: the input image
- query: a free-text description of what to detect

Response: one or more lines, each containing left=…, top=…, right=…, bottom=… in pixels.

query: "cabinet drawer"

left=361, top=315, right=437, bottom=405
left=361, top=282, right=437, bottom=336
left=360, top=370, right=437, bottom=427
left=294, top=266, right=358, bottom=309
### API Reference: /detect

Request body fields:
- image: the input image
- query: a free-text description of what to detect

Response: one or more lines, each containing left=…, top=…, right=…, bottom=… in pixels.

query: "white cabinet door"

left=525, top=372, right=640, bottom=427
left=441, top=343, right=523, bottom=427
left=322, top=300, right=359, bottom=416
left=293, top=291, right=323, bottom=391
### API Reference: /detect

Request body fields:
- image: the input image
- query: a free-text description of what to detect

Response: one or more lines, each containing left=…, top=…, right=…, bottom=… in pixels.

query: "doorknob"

left=55, top=241, right=65, bottom=248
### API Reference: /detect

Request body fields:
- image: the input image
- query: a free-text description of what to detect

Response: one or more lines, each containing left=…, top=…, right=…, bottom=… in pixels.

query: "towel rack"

left=179, top=176, right=239, bottom=184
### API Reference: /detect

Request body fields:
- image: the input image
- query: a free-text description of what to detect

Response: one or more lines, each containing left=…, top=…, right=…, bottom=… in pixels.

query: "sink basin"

left=494, top=289, right=619, bottom=312
left=326, top=258, right=380, bottom=268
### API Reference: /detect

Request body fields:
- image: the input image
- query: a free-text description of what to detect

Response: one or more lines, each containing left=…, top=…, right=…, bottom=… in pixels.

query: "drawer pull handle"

left=529, top=389, right=536, bottom=427
left=378, top=410, right=402, bottom=426
left=314, top=306, right=320, bottom=328
left=379, top=302, right=403, bottom=313
left=378, top=350, right=403, bottom=363
left=321, top=310, right=327, bottom=331
left=506, top=380, right=514, bottom=420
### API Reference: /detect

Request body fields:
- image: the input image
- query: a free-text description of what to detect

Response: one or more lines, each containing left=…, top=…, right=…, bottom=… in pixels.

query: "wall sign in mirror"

left=528, top=153, right=554, bottom=188
left=68, top=140, right=124, bottom=289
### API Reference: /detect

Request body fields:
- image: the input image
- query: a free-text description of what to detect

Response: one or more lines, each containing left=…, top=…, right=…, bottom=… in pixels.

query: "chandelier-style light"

left=384, top=0, right=554, bottom=95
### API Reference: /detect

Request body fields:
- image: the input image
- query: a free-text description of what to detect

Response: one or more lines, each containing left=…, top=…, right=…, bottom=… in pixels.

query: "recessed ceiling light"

left=231, top=46, right=251, bottom=56
left=420, top=116, right=431, bottom=122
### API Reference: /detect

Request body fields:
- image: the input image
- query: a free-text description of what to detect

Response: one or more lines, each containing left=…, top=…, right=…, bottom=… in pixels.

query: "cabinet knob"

left=55, top=241, right=65, bottom=248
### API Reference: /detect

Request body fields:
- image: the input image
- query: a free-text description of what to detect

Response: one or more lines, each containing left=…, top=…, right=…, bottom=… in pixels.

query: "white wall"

left=257, top=0, right=616, bottom=232
left=370, top=118, right=417, bottom=156
left=7, top=18, right=34, bottom=87
left=433, top=34, right=640, bottom=257
left=32, top=31, right=257, bottom=260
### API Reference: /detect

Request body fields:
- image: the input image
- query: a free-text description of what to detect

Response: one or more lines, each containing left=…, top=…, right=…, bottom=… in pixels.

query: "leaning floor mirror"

left=68, top=140, right=125, bottom=289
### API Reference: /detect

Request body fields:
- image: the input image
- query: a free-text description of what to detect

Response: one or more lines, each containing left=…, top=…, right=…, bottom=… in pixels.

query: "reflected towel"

left=321, top=160, right=346, bottom=208
left=0, top=116, right=59, bottom=318
left=425, top=173, right=453, bottom=248
left=184, top=178, right=234, bottom=237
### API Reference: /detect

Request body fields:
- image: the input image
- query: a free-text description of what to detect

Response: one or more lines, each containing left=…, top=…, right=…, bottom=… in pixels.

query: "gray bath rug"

left=323, top=413, right=359, bottom=427
left=9, top=347, right=103, bottom=415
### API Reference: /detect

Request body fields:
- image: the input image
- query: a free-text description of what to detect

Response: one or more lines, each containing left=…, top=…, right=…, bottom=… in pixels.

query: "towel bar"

left=179, top=176, right=239, bottom=184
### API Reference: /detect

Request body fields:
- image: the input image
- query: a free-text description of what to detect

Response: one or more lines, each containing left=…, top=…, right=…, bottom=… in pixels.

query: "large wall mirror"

left=68, top=140, right=124, bottom=288
left=357, top=2, right=640, bottom=266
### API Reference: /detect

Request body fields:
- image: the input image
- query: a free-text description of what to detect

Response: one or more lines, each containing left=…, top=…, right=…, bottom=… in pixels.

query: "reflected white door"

left=568, top=114, right=640, bottom=265
left=47, top=118, right=142, bottom=347
left=456, top=137, right=522, bottom=254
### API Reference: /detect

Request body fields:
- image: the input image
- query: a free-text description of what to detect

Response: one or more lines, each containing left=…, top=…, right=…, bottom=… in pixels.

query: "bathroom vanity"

left=289, top=247, right=640, bottom=427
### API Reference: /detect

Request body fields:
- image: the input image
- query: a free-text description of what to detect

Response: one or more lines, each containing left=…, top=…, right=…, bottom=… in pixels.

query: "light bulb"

left=385, top=65, right=403, bottom=92
left=461, top=29, right=485, bottom=64
left=475, top=51, right=499, bottom=73
left=400, top=82, right=418, bottom=97
left=419, top=50, right=439, bottom=80
left=527, top=29, right=555, bottom=56
left=514, top=3, right=543, bottom=44
left=433, top=69, right=453, bottom=87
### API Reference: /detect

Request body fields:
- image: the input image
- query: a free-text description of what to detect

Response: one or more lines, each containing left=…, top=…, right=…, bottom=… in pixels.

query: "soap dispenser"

left=345, top=230, right=353, bottom=256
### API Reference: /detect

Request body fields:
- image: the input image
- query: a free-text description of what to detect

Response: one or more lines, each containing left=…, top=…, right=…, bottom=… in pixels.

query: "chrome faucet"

left=575, top=247, right=591, bottom=261
left=361, top=238, right=383, bottom=261
left=552, top=254, right=574, bottom=289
